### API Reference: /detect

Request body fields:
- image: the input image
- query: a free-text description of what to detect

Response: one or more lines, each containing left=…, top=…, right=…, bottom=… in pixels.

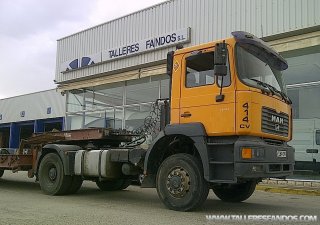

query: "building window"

left=47, top=107, right=52, bottom=114
left=283, top=52, right=320, bottom=85
left=284, top=51, right=320, bottom=119
left=126, top=77, right=159, bottom=104
left=65, top=113, right=83, bottom=130
left=160, top=77, right=170, bottom=99
left=287, top=85, right=320, bottom=119
left=20, top=111, right=25, bottom=117
left=85, top=82, right=124, bottom=110
left=84, top=108, right=123, bottom=129
left=124, top=103, right=152, bottom=131
left=67, top=90, right=84, bottom=113
left=65, top=75, right=167, bottom=131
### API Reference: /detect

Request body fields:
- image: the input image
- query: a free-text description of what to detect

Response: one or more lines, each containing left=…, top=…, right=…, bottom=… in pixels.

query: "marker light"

left=242, top=148, right=252, bottom=159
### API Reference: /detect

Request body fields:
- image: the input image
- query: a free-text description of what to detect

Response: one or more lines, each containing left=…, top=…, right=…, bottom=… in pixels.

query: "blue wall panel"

left=9, top=123, right=20, bottom=149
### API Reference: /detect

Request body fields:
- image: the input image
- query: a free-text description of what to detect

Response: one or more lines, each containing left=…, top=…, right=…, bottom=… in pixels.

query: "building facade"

left=0, top=89, right=66, bottom=149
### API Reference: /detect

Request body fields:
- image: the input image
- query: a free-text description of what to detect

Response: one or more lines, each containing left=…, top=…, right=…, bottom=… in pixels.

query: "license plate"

left=277, top=150, right=287, bottom=158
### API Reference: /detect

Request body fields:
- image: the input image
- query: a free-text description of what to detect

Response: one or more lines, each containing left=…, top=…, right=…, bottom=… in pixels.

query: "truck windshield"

left=236, top=45, right=286, bottom=93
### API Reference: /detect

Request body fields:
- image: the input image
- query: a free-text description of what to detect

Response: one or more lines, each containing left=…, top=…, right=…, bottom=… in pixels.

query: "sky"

left=0, top=0, right=166, bottom=99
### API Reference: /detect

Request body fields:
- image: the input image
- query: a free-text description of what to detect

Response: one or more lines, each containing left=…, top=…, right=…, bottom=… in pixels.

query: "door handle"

left=181, top=112, right=192, bottom=118
left=306, top=149, right=318, bottom=154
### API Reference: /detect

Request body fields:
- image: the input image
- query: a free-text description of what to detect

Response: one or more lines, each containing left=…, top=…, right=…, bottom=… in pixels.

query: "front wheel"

left=0, top=170, right=4, bottom=178
left=212, top=180, right=256, bottom=202
left=96, top=179, right=131, bottom=191
left=156, top=153, right=209, bottom=211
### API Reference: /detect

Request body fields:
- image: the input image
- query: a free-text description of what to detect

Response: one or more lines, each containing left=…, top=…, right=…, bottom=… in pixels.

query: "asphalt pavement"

left=0, top=171, right=319, bottom=225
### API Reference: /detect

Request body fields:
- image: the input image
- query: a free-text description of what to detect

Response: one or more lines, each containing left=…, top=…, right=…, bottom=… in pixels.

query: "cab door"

left=179, top=48, right=235, bottom=136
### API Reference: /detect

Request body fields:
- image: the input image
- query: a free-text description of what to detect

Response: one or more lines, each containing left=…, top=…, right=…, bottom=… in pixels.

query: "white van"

left=289, top=119, right=320, bottom=172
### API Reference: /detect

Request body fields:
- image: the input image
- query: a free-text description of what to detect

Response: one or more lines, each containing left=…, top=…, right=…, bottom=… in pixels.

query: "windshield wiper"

left=249, top=78, right=292, bottom=104
left=267, top=84, right=292, bottom=104
left=249, top=78, right=275, bottom=95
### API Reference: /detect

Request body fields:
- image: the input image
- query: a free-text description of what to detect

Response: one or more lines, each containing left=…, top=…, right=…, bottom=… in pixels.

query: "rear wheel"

left=38, top=153, right=72, bottom=195
left=212, top=180, right=256, bottom=202
left=96, top=179, right=131, bottom=191
left=156, top=153, right=209, bottom=211
left=0, top=170, right=4, bottom=178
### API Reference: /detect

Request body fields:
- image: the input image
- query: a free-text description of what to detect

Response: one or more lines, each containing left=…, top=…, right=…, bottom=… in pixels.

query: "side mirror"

left=167, top=51, right=174, bottom=76
left=214, top=65, right=227, bottom=76
left=214, top=41, right=227, bottom=102
left=316, top=130, right=320, bottom=145
left=214, top=42, right=227, bottom=76
left=214, top=42, right=227, bottom=64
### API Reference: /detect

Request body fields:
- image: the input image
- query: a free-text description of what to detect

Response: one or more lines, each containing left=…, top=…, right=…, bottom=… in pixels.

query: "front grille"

left=261, top=107, right=289, bottom=137
left=263, top=138, right=284, bottom=146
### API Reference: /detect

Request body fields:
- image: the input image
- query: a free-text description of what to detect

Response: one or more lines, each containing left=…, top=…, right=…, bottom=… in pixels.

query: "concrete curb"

left=257, top=179, right=320, bottom=196
left=256, top=185, right=320, bottom=196
left=261, top=178, right=320, bottom=187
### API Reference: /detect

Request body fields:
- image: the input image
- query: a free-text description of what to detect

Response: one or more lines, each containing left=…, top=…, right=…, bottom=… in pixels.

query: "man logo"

left=61, top=53, right=101, bottom=72
left=275, top=124, right=280, bottom=131
left=67, top=59, right=79, bottom=70
left=66, top=57, right=95, bottom=71
left=271, top=115, right=284, bottom=125
left=81, top=57, right=95, bottom=67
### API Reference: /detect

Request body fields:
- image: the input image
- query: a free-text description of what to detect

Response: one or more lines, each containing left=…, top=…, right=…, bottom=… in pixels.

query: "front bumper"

left=206, top=136, right=294, bottom=183
left=234, top=136, right=294, bottom=179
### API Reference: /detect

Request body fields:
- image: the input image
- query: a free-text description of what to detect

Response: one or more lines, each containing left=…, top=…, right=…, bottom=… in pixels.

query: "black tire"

left=67, top=176, right=83, bottom=194
left=212, top=180, right=256, bottom=202
left=0, top=170, right=4, bottom=178
left=156, top=153, right=209, bottom=211
left=96, top=179, right=131, bottom=191
left=38, top=153, right=72, bottom=195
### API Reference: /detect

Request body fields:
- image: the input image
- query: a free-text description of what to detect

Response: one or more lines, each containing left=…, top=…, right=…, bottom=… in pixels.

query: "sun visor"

left=231, top=31, right=288, bottom=71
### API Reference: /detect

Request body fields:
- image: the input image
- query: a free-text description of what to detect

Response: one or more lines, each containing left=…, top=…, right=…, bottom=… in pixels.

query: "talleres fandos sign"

left=60, top=27, right=191, bottom=72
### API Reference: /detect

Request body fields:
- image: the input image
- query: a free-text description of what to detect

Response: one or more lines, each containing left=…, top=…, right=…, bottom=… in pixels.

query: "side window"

left=186, top=52, right=215, bottom=88
left=316, top=130, right=320, bottom=145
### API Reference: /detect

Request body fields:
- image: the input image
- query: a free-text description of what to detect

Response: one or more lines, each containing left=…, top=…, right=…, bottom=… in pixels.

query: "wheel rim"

left=48, top=166, right=57, bottom=182
left=166, top=167, right=190, bottom=198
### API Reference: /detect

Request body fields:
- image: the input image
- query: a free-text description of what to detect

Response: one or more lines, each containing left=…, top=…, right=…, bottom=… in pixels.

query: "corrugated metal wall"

left=55, top=0, right=320, bottom=83
left=0, top=89, right=66, bottom=124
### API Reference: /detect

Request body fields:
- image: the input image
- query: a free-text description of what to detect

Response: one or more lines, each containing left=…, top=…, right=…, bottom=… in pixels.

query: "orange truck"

left=0, top=31, right=294, bottom=211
